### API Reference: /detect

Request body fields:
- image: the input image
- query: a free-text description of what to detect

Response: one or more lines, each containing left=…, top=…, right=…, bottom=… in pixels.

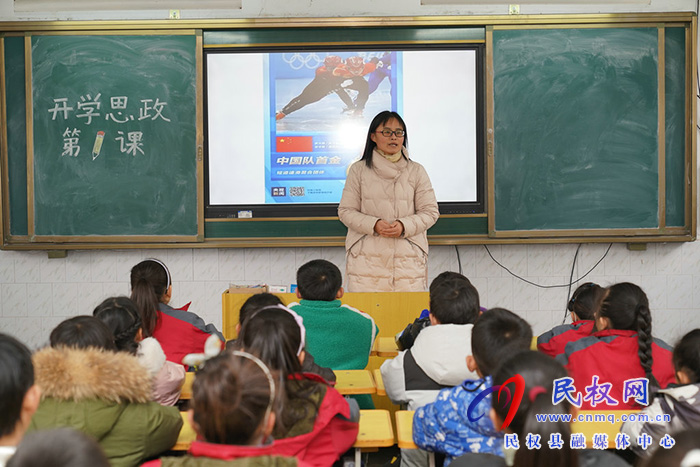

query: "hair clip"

left=528, top=386, right=547, bottom=402
left=146, top=258, right=171, bottom=288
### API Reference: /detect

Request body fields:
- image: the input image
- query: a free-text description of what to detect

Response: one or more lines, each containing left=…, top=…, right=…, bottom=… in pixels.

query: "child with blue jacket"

left=412, top=308, right=532, bottom=465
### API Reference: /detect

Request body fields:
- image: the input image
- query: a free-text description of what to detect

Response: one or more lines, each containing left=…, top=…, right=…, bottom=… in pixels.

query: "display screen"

left=205, top=46, right=483, bottom=217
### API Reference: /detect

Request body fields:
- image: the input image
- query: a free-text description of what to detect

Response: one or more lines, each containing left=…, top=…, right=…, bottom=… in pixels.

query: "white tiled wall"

left=1, top=242, right=699, bottom=351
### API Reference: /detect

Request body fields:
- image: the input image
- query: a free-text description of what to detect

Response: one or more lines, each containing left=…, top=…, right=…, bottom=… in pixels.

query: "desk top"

left=395, top=410, right=417, bottom=449
left=180, top=372, right=195, bottom=400
left=172, top=412, right=197, bottom=451
left=334, top=369, right=377, bottom=395
left=353, top=409, right=395, bottom=448
left=375, top=337, right=400, bottom=357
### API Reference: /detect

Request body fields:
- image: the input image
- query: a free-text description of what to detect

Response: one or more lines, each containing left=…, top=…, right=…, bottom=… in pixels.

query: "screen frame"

left=204, top=43, right=486, bottom=219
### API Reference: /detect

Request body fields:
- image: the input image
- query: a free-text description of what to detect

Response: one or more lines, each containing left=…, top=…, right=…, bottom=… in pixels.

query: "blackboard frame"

left=2, top=30, right=204, bottom=244
left=486, top=23, right=696, bottom=239
left=0, top=13, right=695, bottom=249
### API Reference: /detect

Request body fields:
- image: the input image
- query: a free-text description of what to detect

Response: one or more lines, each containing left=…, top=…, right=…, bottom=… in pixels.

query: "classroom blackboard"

left=29, top=34, right=199, bottom=239
left=491, top=26, right=687, bottom=235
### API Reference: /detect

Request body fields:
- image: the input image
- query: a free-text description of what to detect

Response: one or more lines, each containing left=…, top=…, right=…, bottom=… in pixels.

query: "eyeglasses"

left=376, top=129, right=405, bottom=138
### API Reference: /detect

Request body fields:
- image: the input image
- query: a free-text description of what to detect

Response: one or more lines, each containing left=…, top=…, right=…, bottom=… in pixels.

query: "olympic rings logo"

left=282, top=53, right=324, bottom=70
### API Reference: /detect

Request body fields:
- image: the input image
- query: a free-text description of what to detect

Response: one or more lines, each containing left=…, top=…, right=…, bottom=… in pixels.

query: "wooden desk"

left=375, top=336, right=400, bottom=357
left=353, top=409, right=395, bottom=465
left=395, top=410, right=417, bottom=449
left=333, top=369, right=377, bottom=395
left=373, top=369, right=386, bottom=396
left=395, top=410, right=435, bottom=467
left=571, top=410, right=638, bottom=448
left=172, top=412, right=196, bottom=451
left=180, top=372, right=195, bottom=400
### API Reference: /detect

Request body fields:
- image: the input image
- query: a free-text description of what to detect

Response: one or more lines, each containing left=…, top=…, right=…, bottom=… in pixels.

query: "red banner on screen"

left=276, top=136, right=313, bottom=153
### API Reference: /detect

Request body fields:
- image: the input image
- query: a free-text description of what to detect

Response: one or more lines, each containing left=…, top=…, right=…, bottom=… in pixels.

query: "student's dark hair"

left=130, top=259, right=170, bottom=337
left=49, top=316, right=116, bottom=351
left=93, top=296, right=142, bottom=355
left=7, top=428, right=110, bottom=467
left=493, top=351, right=578, bottom=467
left=472, top=308, right=532, bottom=376
left=360, top=111, right=408, bottom=168
left=191, top=352, right=275, bottom=446
left=234, top=307, right=323, bottom=437
left=296, top=259, right=342, bottom=302
left=567, top=282, right=605, bottom=321
left=672, top=329, right=700, bottom=384
left=597, top=282, right=658, bottom=388
left=239, top=293, right=284, bottom=326
left=429, top=271, right=471, bottom=295
left=643, top=427, right=700, bottom=467
left=429, top=278, right=480, bottom=325
left=0, top=333, right=34, bottom=438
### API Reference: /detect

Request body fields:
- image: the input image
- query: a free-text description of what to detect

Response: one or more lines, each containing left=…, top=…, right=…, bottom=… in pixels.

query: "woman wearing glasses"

left=338, top=111, right=439, bottom=292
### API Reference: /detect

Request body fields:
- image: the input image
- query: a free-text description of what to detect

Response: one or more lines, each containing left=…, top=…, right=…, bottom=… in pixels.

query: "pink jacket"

left=338, top=150, right=439, bottom=292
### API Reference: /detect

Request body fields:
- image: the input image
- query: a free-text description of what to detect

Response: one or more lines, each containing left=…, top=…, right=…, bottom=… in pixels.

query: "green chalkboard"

left=30, top=34, right=198, bottom=238
left=492, top=27, right=684, bottom=233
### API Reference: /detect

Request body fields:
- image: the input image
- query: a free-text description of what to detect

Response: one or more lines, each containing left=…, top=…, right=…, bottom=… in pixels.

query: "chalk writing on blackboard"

left=49, top=94, right=170, bottom=159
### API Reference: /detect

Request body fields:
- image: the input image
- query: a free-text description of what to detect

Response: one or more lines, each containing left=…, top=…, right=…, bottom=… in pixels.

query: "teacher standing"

left=338, top=111, right=439, bottom=292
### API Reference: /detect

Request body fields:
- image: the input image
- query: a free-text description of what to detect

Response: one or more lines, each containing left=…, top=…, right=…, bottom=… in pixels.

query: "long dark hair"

left=130, top=259, right=170, bottom=337
left=192, top=352, right=276, bottom=446
left=493, top=351, right=578, bottom=467
left=93, top=296, right=142, bottom=355
left=360, top=110, right=408, bottom=168
left=234, top=306, right=324, bottom=438
left=597, top=282, right=658, bottom=388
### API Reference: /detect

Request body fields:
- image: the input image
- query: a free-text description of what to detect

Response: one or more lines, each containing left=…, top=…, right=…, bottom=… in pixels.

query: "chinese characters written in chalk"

left=50, top=94, right=171, bottom=159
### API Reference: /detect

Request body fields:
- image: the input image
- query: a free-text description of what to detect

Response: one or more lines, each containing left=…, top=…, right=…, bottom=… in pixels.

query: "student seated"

left=144, top=351, right=311, bottom=467
left=0, top=334, right=40, bottom=467
left=397, top=271, right=472, bottom=351
left=451, top=351, right=630, bottom=467
left=130, top=258, right=224, bottom=366
left=288, top=259, right=378, bottom=371
left=28, top=316, right=182, bottom=467
left=413, top=308, right=532, bottom=464
left=621, top=328, right=700, bottom=459
left=93, top=296, right=186, bottom=405
left=7, top=428, right=109, bottom=467
left=381, top=275, right=481, bottom=467
left=231, top=305, right=359, bottom=466
left=557, top=282, right=675, bottom=410
left=537, top=282, right=605, bottom=357
left=226, top=292, right=335, bottom=382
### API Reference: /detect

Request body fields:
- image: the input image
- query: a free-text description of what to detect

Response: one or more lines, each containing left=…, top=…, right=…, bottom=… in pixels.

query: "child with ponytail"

left=451, top=351, right=629, bottom=467
left=557, top=282, right=674, bottom=410
left=143, top=351, right=312, bottom=467
left=232, top=305, right=359, bottom=467
left=93, top=296, right=185, bottom=406
left=130, top=259, right=224, bottom=366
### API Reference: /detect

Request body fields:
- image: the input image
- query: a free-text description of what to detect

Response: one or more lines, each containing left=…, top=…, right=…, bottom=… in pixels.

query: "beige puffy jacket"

left=338, top=149, right=439, bottom=292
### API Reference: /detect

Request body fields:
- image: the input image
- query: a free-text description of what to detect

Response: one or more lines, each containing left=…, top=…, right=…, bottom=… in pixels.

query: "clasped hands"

left=374, top=219, right=404, bottom=238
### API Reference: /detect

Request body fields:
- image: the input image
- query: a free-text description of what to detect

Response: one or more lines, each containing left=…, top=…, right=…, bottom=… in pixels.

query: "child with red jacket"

left=537, top=282, right=605, bottom=357
left=556, top=282, right=675, bottom=410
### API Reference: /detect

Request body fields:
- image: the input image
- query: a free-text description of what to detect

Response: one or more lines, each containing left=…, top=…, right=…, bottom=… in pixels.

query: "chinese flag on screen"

left=276, top=136, right=313, bottom=152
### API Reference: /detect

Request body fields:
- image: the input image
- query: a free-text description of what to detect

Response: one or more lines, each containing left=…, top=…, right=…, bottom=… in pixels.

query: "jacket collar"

left=372, top=149, right=408, bottom=180
left=33, top=346, right=152, bottom=403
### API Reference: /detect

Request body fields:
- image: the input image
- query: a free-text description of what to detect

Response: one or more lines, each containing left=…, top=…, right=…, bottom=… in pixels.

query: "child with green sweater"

left=288, top=259, right=378, bottom=371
